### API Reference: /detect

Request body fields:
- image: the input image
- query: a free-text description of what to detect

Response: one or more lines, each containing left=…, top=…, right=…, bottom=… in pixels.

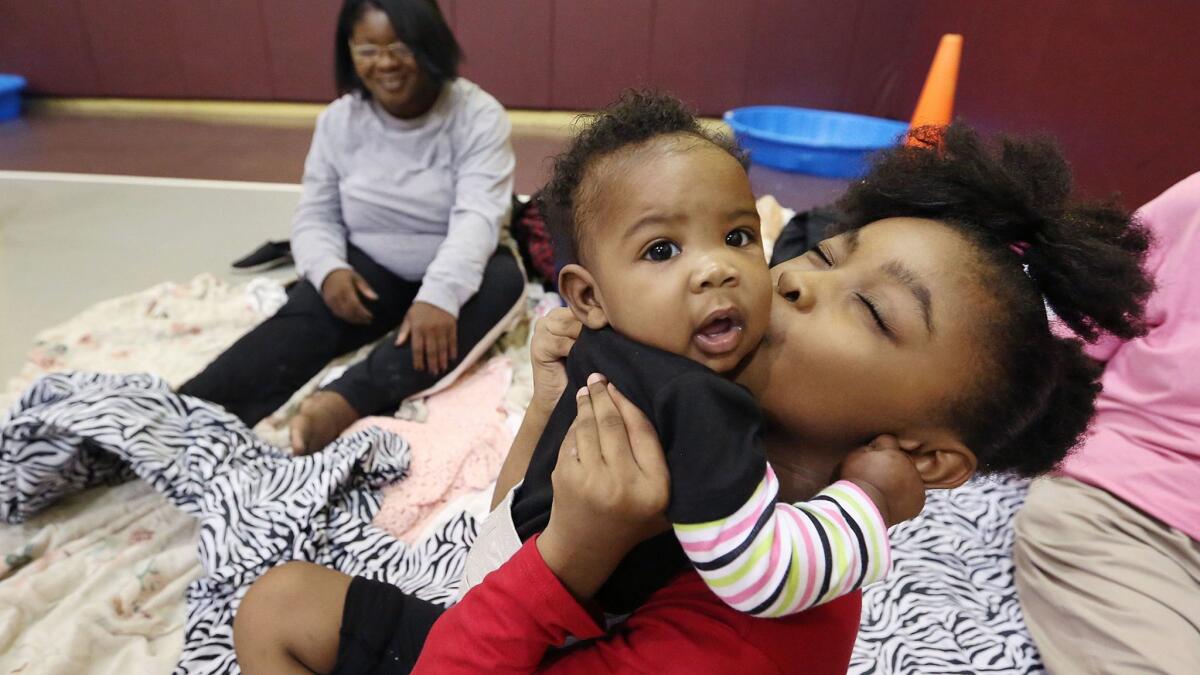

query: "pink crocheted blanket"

left=348, top=357, right=514, bottom=543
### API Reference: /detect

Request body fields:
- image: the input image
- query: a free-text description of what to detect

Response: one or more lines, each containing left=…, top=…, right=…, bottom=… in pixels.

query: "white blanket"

left=2, top=372, right=476, bottom=674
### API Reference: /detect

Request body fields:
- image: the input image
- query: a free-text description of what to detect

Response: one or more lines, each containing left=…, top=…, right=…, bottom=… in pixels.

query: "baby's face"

left=581, top=138, right=771, bottom=373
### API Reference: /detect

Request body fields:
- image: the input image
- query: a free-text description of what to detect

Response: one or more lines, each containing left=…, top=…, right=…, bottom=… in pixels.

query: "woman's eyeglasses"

left=349, top=42, right=414, bottom=63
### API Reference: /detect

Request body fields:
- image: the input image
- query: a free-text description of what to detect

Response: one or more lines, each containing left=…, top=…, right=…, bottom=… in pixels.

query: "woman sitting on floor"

left=180, top=0, right=525, bottom=453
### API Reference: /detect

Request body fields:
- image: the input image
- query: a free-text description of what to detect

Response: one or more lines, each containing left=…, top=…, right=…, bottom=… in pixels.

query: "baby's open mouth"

left=693, top=308, right=745, bottom=357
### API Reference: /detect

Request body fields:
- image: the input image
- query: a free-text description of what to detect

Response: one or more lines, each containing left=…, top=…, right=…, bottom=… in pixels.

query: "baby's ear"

left=557, top=264, right=609, bottom=330
left=900, top=429, right=977, bottom=490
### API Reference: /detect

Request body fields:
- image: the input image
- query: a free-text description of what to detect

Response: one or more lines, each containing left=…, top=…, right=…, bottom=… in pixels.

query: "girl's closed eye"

left=856, top=292, right=894, bottom=337
left=806, top=243, right=894, bottom=337
left=643, top=240, right=682, bottom=262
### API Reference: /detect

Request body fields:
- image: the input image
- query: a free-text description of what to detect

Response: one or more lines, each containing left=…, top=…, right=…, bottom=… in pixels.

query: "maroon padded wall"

left=455, top=0, right=553, bottom=108
left=2, top=0, right=1198, bottom=206
left=259, top=0, right=343, bottom=101
left=845, top=0, right=1200, bottom=209
left=550, top=1, right=653, bottom=110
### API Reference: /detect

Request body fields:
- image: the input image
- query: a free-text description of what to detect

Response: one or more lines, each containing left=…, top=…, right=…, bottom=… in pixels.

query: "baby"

left=499, top=92, right=922, bottom=616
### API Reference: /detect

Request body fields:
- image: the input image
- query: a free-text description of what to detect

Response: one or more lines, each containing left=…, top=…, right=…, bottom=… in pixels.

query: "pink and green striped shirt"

left=675, top=469, right=891, bottom=617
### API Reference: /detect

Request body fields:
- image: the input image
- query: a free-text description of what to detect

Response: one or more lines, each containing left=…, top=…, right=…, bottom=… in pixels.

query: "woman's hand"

left=530, top=308, right=582, bottom=409
left=395, top=301, right=458, bottom=375
left=537, top=375, right=671, bottom=602
left=321, top=269, right=378, bottom=325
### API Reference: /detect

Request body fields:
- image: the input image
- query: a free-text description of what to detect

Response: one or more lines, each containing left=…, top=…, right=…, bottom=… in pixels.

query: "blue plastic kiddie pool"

left=0, top=75, right=28, bottom=122
left=724, top=106, right=909, bottom=178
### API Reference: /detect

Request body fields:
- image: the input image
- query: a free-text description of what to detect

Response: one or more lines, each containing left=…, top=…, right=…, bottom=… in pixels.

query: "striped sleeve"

left=673, top=468, right=892, bottom=618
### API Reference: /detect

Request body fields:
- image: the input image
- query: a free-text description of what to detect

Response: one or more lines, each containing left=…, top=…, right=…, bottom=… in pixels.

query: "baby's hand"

left=838, top=435, right=925, bottom=527
left=530, top=308, right=582, bottom=409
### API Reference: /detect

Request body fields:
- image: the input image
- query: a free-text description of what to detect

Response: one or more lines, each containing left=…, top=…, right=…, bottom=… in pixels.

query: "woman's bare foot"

left=289, top=391, right=360, bottom=455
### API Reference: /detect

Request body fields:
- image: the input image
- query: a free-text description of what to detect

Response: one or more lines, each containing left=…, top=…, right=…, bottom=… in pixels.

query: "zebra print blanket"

left=852, top=475, right=1044, bottom=674
left=0, top=372, right=476, bottom=675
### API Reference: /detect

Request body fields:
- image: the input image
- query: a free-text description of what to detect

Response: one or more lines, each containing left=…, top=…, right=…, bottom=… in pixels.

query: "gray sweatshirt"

left=290, top=78, right=515, bottom=317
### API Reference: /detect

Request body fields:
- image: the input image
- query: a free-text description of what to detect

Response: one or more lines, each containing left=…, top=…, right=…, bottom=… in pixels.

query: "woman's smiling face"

left=349, top=7, right=435, bottom=118
left=736, top=217, right=992, bottom=453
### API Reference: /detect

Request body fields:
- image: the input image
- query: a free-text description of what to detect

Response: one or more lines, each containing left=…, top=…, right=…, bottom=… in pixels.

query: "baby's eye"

left=726, top=228, right=755, bottom=247
left=644, top=241, right=682, bottom=262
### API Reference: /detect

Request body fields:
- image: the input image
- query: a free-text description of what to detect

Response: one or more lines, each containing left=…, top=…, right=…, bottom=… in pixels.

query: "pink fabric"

left=349, top=357, right=514, bottom=543
left=791, top=507, right=820, bottom=609
left=1057, top=172, right=1200, bottom=541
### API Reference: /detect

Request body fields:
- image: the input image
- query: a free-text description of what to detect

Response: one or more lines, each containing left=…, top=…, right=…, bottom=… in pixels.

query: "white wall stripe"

left=0, top=170, right=302, bottom=193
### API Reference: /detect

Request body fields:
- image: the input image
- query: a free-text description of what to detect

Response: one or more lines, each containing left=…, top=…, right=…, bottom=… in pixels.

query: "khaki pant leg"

left=1013, top=476, right=1200, bottom=675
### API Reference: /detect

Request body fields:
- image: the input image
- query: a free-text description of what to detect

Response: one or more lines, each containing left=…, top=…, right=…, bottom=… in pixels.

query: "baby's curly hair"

left=833, top=123, right=1155, bottom=476
left=541, top=90, right=747, bottom=262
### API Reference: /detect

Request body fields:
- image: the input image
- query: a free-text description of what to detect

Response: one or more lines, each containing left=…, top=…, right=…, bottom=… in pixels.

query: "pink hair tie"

left=1009, top=241, right=1035, bottom=280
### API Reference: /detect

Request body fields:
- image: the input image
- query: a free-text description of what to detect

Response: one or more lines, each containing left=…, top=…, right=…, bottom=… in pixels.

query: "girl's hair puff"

left=833, top=123, right=1153, bottom=476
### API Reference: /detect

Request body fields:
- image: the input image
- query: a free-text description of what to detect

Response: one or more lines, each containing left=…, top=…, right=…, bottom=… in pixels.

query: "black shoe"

left=232, top=240, right=293, bottom=272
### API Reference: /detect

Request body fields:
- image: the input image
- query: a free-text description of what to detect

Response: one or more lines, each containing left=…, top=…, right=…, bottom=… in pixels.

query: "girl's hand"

left=530, top=308, right=582, bottom=409
left=537, top=375, right=671, bottom=601
left=395, top=301, right=458, bottom=375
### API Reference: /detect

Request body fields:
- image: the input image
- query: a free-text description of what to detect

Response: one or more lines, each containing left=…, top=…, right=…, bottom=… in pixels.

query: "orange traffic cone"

left=907, top=34, right=962, bottom=144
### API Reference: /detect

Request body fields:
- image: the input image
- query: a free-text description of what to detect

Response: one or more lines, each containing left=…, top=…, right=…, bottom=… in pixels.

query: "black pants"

left=179, top=245, right=525, bottom=426
left=331, top=576, right=445, bottom=674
